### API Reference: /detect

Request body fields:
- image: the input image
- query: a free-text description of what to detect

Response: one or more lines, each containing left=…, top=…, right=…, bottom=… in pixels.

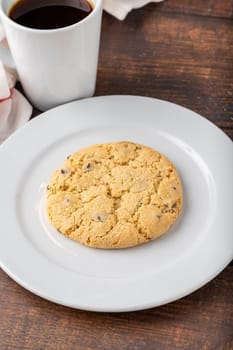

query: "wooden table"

left=1, top=1, right=233, bottom=349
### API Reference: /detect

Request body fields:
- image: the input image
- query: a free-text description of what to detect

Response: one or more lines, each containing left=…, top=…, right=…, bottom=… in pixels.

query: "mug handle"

left=0, top=22, right=18, bottom=77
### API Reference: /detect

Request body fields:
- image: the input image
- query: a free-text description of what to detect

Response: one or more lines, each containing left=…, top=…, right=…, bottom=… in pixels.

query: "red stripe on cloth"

left=0, top=87, right=13, bottom=103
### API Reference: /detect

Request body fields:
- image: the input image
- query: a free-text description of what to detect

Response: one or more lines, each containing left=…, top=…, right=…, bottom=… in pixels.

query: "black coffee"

left=9, top=0, right=94, bottom=29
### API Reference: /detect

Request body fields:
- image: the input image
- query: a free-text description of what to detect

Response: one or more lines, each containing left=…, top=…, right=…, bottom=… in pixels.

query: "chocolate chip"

left=67, top=155, right=71, bottom=160
left=84, top=162, right=92, bottom=172
left=92, top=213, right=105, bottom=222
left=172, top=186, right=177, bottom=190
left=161, top=204, right=169, bottom=213
left=61, top=169, right=67, bottom=174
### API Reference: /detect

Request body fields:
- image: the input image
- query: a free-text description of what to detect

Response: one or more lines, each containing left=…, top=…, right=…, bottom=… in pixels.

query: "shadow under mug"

left=0, top=0, right=103, bottom=111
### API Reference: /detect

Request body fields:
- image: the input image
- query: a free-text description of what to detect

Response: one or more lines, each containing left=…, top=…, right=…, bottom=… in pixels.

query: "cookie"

left=46, top=142, right=182, bottom=249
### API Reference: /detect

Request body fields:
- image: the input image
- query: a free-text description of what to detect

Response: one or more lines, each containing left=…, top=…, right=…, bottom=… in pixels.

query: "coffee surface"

left=9, top=0, right=93, bottom=29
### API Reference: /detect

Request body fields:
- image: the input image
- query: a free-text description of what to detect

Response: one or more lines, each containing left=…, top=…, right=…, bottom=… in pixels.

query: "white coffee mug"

left=0, top=0, right=102, bottom=111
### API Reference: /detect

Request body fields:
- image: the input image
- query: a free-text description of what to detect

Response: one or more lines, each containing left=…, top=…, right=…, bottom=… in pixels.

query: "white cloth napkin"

left=103, top=0, right=164, bottom=20
left=0, top=60, right=32, bottom=144
left=0, top=26, right=32, bottom=144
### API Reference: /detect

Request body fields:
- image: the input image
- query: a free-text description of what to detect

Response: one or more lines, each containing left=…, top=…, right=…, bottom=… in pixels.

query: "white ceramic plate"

left=0, top=95, right=232, bottom=312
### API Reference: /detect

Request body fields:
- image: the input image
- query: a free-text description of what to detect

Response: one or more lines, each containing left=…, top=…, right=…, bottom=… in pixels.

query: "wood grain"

left=0, top=267, right=232, bottom=350
left=96, top=4, right=233, bottom=139
left=1, top=0, right=233, bottom=349
left=156, top=0, right=233, bottom=19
